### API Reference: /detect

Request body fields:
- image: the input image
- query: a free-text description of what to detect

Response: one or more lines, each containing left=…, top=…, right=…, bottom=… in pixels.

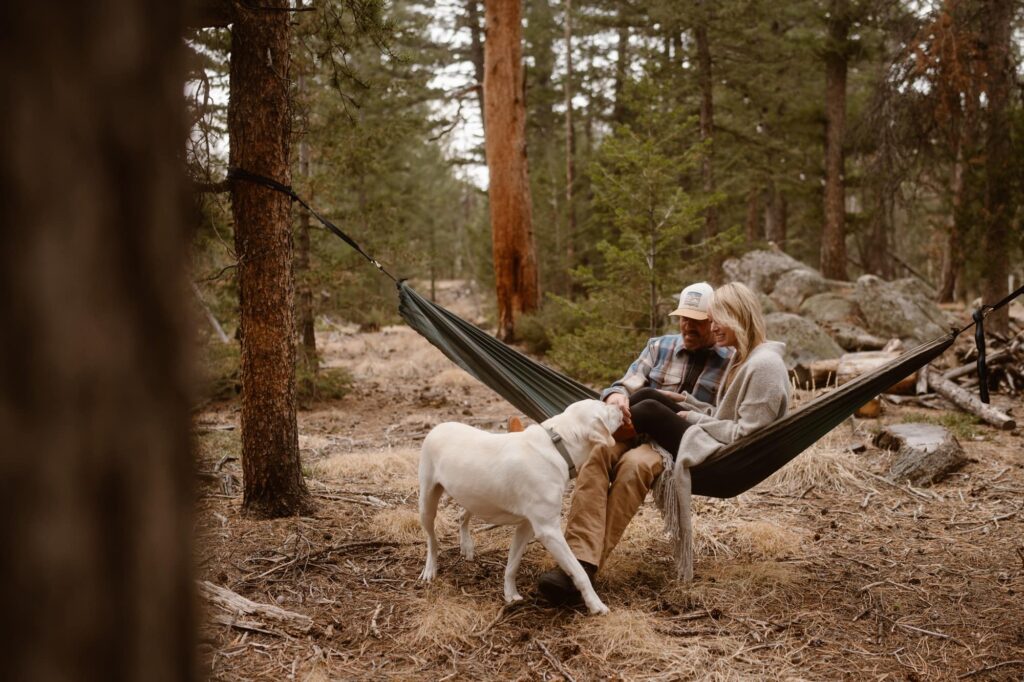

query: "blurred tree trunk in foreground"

left=0, top=2, right=197, bottom=680
left=229, top=0, right=314, bottom=517
left=484, top=0, right=539, bottom=342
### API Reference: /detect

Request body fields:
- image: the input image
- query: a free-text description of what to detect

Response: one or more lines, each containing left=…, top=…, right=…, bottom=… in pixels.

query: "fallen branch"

left=536, top=640, right=576, bottom=682
left=926, top=369, right=1016, bottom=430
left=198, top=580, right=312, bottom=633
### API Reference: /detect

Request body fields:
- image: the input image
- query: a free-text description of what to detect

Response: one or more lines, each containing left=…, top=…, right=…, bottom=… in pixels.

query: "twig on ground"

left=369, top=603, right=382, bottom=639
left=536, top=640, right=576, bottom=682
left=958, top=659, right=1024, bottom=679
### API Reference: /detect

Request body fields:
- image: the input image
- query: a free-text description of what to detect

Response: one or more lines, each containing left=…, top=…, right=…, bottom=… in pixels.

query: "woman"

left=630, top=282, right=790, bottom=579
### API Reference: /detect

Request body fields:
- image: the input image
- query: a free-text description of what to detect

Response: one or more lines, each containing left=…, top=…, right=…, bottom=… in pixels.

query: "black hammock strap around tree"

left=228, top=168, right=1023, bottom=499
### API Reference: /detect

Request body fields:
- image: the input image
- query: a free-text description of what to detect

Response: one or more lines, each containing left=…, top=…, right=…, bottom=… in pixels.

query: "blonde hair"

left=709, top=282, right=767, bottom=388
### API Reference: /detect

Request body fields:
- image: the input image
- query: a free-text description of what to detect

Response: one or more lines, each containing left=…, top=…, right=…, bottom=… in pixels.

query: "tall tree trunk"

left=863, top=175, right=894, bottom=278
left=467, top=0, right=487, bottom=130
left=745, top=188, right=761, bottom=243
left=295, top=10, right=318, bottom=390
left=230, top=1, right=313, bottom=517
left=938, top=138, right=965, bottom=302
left=765, top=181, right=788, bottom=247
left=564, top=0, right=577, bottom=296
left=695, top=1, right=720, bottom=281
left=484, top=0, right=539, bottom=342
left=980, top=0, right=1012, bottom=334
left=0, top=2, right=196, bottom=679
left=612, top=24, right=629, bottom=124
left=821, top=0, right=849, bottom=280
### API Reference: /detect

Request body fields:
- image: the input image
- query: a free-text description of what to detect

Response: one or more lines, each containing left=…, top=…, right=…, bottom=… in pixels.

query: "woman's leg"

left=629, top=398, right=688, bottom=455
left=629, top=387, right=685, bottom=413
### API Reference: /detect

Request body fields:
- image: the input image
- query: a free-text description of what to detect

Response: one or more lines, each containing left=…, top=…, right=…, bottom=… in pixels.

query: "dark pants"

left=629, top=387, right=691, bottom=457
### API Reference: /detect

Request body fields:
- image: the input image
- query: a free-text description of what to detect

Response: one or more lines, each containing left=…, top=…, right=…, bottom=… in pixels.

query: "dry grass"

left=432, top=367, right=478, bottom=387
left=762, top=428, right=866, bottom=495
left=728, top=520, right=805, bottom=560
left=194, top=316, right=1024, bottom=682
left=405, top=588, right=492, bottom=646
left=311, top=446, right=419, bottom=492
left=574, top=609, right=674, bottom=660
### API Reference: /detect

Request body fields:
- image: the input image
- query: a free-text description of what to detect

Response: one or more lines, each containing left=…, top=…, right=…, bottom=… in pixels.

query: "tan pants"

left=563, top=443, right=665, bottom=569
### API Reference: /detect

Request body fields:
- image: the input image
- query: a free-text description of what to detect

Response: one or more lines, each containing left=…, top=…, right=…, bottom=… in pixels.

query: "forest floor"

left=194, top=280, right=1024, bottom=681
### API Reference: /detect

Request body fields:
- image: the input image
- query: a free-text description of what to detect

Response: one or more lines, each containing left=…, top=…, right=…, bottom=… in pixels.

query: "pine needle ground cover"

left=194, top=324, right=1024, bottom=681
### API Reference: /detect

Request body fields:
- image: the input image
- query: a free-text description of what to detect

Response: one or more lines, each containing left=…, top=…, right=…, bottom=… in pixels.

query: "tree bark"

left=612, top=24, right=629, bottom=124
left=230, top=0, right=313, bottom=517
left=745, top=188, right=761, bottom=243
left=467, top=0, right=487, bottom=130
left=938, top=139, right=965, bottom=302
left=765, top=181, right=787, bottom=247
left=564, top=0, right=577, bottom=296
left=295, top=9, right=318, bottom=390
left=694, top=1, right=720, bottom=281
left=821, top=0, right=849, bottom=280
left=979, top=0, right=1012, bottom=334
left=0, top=2, right=196, bottom=679
left=483, top=0, right=540, bottom=342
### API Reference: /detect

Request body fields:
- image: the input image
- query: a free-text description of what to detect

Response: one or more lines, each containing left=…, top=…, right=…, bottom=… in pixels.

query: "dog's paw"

left=419, top=565, right=437, bottom=582
left=460, top=545, right=475, bottom=561
left=586, top=600, right=610, bottom=615
left=503, top=590, right=523, bottom=604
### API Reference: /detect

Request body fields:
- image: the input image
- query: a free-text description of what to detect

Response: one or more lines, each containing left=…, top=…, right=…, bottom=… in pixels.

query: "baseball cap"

left=669, top=282, right=713, bottom=320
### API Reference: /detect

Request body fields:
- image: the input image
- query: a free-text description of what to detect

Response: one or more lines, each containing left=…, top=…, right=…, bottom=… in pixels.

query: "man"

left=537, top=281, right=732, bottom=604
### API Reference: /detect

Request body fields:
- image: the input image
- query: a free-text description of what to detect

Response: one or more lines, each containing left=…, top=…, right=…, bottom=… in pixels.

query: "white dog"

left=417, top=399, right=623, bottom=615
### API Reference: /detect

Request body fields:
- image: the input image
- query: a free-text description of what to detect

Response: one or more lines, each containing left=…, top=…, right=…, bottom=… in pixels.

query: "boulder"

left=874, top=423, right=967, bottom=486
left=769, top=268, right=829, bottom=312
left=765, top=313, right=844, bottom=369
left=824, top=322, right=888, bottom=351
left=853, top=275, right=947, bottom=345
left=722, top=249, right=809, bottom=295
left=799, top=292, right=863, bottom=325
left=756, top=291, right=779, bottom=315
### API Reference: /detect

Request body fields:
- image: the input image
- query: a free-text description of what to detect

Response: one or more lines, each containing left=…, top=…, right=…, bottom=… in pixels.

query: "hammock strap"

left=968, top=281, right=1024, bottom=405
left=226, top=167, right=399, bottom=283
left=973, top=309, right=990, bottom=404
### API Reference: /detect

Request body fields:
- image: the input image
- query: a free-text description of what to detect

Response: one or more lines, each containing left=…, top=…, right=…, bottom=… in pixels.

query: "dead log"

left=792, top=358, right=839, bottom=389
left=875, top=423, right=967, bottom=486
left=942, top=348, right=1012, bottom=382
left=197, top=580, right=313, bottom=633
left=837, top=351, right=918, bottom=395
left=926, top=369, right=1016, bottom=430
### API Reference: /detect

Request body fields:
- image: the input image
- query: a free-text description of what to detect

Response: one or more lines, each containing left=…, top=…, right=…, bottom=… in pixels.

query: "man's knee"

left=614, top=444, right=664, bottom=485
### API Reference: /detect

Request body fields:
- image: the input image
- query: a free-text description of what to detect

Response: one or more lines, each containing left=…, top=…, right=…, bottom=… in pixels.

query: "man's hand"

left=604, top=392, right=630, bottom=418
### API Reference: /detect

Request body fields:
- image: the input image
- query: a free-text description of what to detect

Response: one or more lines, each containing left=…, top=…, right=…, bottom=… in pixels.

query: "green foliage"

left=296, top=365, right=353, bottom=405
left=910, top=412, right=982, bottom=441
left=545, top=77, right=707, bottom=384
left=197, top=339, right=241, bottom=403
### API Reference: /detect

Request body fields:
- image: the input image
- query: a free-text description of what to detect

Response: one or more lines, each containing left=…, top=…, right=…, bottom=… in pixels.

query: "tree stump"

left=874, top=423, right=967, bottom=486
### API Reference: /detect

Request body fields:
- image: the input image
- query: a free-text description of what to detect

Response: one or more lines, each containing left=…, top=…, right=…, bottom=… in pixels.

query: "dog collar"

left=543, top=426, right=576, bottom=479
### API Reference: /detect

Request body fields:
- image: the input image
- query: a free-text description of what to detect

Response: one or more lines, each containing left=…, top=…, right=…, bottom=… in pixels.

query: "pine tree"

left=229, top=0, right=313, bottom=518
left=484, top=0, right=540, bottom=341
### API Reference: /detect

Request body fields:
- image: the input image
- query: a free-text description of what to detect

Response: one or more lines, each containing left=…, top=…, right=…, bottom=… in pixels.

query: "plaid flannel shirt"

left=600, top=335, right=733, bottom=407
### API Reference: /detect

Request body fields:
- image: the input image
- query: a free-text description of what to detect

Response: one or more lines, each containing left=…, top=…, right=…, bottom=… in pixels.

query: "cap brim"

left=669, top=308, right=709, bottom=320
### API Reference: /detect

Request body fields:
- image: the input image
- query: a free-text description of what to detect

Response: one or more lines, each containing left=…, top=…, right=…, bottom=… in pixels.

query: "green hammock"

left=225, top=168, right=1017, bottom=500
left=399, top=282, right=956, bottom=498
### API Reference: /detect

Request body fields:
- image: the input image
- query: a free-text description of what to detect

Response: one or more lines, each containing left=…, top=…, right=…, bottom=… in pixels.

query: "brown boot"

left=536, top=561, right=597, bottom=606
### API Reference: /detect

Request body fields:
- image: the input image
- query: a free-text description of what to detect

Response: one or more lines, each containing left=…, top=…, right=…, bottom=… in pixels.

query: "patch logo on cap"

left=682, top=291, right=703, bottom=307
